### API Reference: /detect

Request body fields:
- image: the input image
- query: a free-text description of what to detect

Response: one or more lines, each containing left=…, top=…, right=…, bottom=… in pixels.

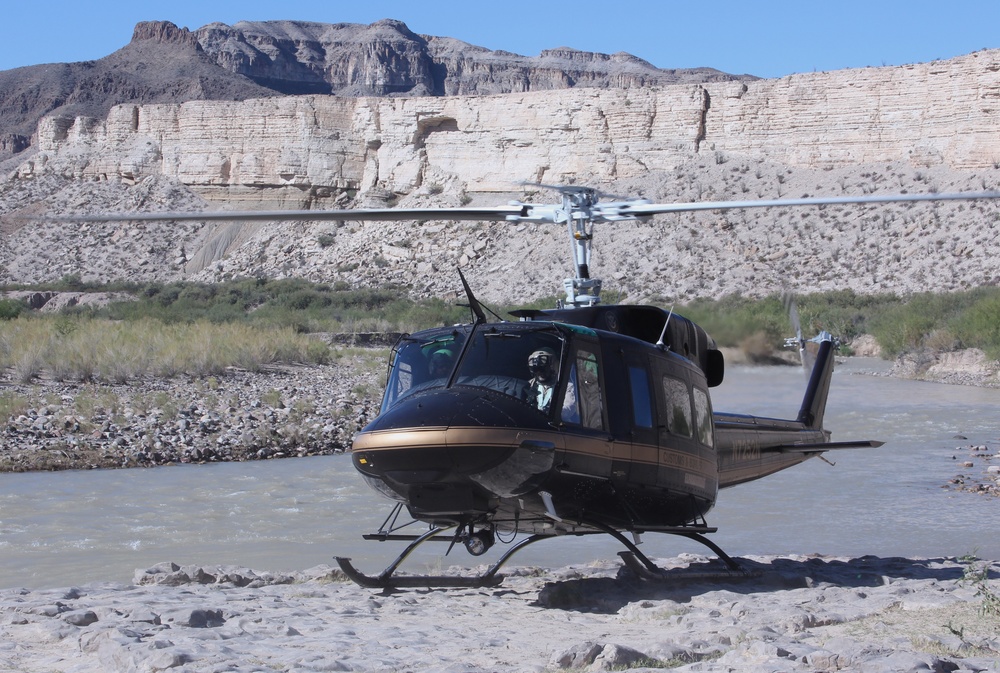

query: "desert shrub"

left=950, top=289, right=1000, bottom=358
left=0, top=391, right=31, bottom=421
left=0, top=317, right=333, bottom=381
left=866, top=288, right=1000, bottom=358
left=793, top=289, right=900, bottom=341
left=679, top=294, right=789, bottom=348
left=386, top=297, right=468, bottom=332
left=0, top=298, right=25, bottom=320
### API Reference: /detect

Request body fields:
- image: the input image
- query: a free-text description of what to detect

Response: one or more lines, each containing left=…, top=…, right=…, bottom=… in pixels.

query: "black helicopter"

left=335, top=185, right=891, bottom=588
left=47, top=184, right=1000, bottom=588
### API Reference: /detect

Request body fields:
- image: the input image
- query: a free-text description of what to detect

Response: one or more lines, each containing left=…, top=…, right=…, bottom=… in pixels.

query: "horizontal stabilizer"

left=772, top=440, right=885, bottom=454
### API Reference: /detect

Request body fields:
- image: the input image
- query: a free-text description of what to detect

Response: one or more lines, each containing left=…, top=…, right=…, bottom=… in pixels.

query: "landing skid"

left=335, top=527, right=552, bottom=589
left=335, top=510, right=756, bottom=589
left=585, top=520, right=758, bottom=580
left=617, top=551, right=758, bottom=581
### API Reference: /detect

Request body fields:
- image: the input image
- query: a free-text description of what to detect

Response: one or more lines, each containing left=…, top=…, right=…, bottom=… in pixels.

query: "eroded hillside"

left=3, top=45, right=1000, bottom=304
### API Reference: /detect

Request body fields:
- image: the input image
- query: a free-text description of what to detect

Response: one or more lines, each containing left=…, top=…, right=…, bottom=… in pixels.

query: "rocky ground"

left=6, top=159, right=1000, bottom=306
left=0, top=355, right=382, bottom=473
left=948, top=443, right=1000, bottom=497
left=1, top=554, right=998, bottom=672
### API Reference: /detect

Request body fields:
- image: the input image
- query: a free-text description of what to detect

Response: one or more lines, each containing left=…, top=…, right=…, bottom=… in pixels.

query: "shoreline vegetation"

left=4, top=278, right=1000, bottom=382
left=7, top=277, right=1000, bottom=360
left=1, top=279, right=999, bottom=474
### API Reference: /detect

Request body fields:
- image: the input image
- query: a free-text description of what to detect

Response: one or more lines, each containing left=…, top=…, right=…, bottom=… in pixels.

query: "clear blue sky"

left=5, top=0, right=1000, bottom=78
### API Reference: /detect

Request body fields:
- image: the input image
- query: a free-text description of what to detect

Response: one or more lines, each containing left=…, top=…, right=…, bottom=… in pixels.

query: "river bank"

left=2, top=346, right=999, bottom=473
left=0, top=356, right=381, bottom=472
left=1, top=554, right=998, bottom=672
left=4, top=350, right=999, bottom=500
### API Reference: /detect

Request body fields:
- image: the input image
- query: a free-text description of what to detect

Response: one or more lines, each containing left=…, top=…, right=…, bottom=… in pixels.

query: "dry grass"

left=0, top=317, right=332, bottom=383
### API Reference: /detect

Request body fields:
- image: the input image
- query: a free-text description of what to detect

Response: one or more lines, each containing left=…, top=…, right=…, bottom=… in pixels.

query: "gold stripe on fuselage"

left=353, top=426, right=717, bottom=482
left=352, top=427, right=450, bottom=451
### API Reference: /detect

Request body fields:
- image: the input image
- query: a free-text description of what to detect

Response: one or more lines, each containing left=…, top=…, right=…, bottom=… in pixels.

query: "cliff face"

left=0, top=22, right=276, bottom=161
left=704, top=53, right=1000, bottom=169
left=194, top=20, right=439, bottom=96
left=0, top=19, right=749, bottom=163
left=4, top=46, right=1000, bottom=303
left=20, top=49, right=1000, bottom=199
left=191, top=19, right=749, bottom=97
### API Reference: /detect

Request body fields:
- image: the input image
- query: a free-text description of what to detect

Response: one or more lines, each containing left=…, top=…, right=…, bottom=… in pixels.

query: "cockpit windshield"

left=380, top=323, right=569, bottom=415
left=380, top=327, right=470, bottom=413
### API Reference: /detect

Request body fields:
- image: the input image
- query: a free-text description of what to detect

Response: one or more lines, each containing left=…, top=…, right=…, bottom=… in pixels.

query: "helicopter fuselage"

left=350, top=310, right=830, bottom=538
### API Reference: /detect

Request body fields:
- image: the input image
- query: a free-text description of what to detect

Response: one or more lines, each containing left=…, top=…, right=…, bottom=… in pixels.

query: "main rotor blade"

left=609, top=190, right=1000, bottom=218
left=23, top=189, right=1000, bottom=226
left=35, top=205, right=527, bottom=223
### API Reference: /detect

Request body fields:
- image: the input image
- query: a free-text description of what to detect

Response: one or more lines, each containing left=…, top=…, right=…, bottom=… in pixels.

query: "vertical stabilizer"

left=796, top=339, right=835, bottom=429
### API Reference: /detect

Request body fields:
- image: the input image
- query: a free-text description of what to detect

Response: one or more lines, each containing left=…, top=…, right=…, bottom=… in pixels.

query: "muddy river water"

left=2, top=359, right=999, bottom=589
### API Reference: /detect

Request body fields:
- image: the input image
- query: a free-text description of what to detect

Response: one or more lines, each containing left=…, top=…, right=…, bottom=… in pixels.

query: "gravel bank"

left=0, top=356, right=382, bottom=472
left=1, top=555, right=998, bottom=672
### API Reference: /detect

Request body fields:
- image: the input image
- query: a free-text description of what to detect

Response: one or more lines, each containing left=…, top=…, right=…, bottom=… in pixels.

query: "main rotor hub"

left=506, top=184, right=652, bottom=308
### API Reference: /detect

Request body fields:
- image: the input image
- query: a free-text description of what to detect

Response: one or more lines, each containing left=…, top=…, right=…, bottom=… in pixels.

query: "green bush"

left=0, top=298, right=25, bottom=320
left=678, top=294, right=789, bottom=348
left=944, top=288, right=1000, bottom=359
left=866, top=290, right=995, bottom=358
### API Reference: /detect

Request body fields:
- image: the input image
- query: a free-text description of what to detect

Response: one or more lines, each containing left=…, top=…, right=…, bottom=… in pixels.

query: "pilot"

left=428, top=348, right=454, bottom=379
left=524, top=347, right=558, bottom=413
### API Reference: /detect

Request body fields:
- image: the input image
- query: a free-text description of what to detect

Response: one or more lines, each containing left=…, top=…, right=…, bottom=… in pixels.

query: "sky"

left=4, top=1, right=1000, bottom=78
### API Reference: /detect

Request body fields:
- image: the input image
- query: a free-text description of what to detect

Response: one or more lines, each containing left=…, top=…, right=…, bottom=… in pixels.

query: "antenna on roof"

left=656, top=305, right=675, bottom=349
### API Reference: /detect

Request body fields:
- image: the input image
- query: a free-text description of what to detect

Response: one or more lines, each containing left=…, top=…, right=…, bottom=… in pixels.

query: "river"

left=2, top=359, right=999, bottom=589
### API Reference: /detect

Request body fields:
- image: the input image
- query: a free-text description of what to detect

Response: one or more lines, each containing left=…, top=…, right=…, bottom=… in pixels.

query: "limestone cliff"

left=18, top=50, right=1000, bottom=196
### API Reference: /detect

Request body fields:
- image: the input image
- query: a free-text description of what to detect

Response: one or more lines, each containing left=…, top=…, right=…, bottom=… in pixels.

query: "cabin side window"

left=627, top=366, right=654, bottom=428
left=661, top=376, right=693, bottom=438
left=561, top=348, right=605, bottom=430
left=693, top=387, right=714, bottom=446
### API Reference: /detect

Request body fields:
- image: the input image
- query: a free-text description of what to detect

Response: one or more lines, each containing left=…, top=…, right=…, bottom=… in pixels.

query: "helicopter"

left=42, top=184, right=1000, bottom=588
left=337, top=185, right=888, bottom=589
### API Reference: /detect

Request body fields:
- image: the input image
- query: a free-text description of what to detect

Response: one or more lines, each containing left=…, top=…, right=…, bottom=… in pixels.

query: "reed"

left=0, top=317, right=333, bottom=382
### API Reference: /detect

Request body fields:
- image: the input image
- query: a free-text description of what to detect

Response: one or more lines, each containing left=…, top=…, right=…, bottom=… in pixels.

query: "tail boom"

left=714, top=335, right=880, bottom=488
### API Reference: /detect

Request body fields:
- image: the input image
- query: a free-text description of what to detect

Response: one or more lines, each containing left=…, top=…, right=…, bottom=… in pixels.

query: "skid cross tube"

left=582, top=519, right=745, bottom=575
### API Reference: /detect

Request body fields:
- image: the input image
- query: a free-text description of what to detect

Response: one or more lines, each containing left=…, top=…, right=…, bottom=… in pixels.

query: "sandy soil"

left=1, top=554, right=998, bottom=672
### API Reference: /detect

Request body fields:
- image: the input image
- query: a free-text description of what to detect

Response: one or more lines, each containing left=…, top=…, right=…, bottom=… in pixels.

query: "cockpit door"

left=601, top=349, right=657, bottom=486
left=557, top=342, right=613, bottom=477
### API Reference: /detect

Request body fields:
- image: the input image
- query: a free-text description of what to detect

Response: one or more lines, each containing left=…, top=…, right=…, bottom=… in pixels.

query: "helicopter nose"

left=354, top=389, right=528, bottom=471
left=351, top=389, right=561, bottom=505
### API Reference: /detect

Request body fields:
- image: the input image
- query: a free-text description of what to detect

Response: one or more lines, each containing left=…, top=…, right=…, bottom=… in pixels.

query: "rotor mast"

left=561, top=188, right=602, bottom=308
